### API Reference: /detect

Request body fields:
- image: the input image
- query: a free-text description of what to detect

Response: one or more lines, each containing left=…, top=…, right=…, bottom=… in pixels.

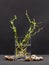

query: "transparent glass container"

left=15, top=37, right=31, bottom=59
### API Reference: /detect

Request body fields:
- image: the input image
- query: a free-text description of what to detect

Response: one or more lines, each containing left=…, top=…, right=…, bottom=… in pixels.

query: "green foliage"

left=10, top=10, right=43, bottom=56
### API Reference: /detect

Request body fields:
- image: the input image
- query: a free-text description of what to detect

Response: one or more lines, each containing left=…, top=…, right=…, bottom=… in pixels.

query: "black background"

left=0, top=0, right=49, bottom=54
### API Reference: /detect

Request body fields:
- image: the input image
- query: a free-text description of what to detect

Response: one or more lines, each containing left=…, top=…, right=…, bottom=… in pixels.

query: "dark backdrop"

left=0, top=0, right=49, bottom=54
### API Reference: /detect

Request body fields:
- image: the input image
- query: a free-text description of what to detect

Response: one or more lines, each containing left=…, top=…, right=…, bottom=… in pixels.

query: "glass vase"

left=15, top=37, right=31, bottom=59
